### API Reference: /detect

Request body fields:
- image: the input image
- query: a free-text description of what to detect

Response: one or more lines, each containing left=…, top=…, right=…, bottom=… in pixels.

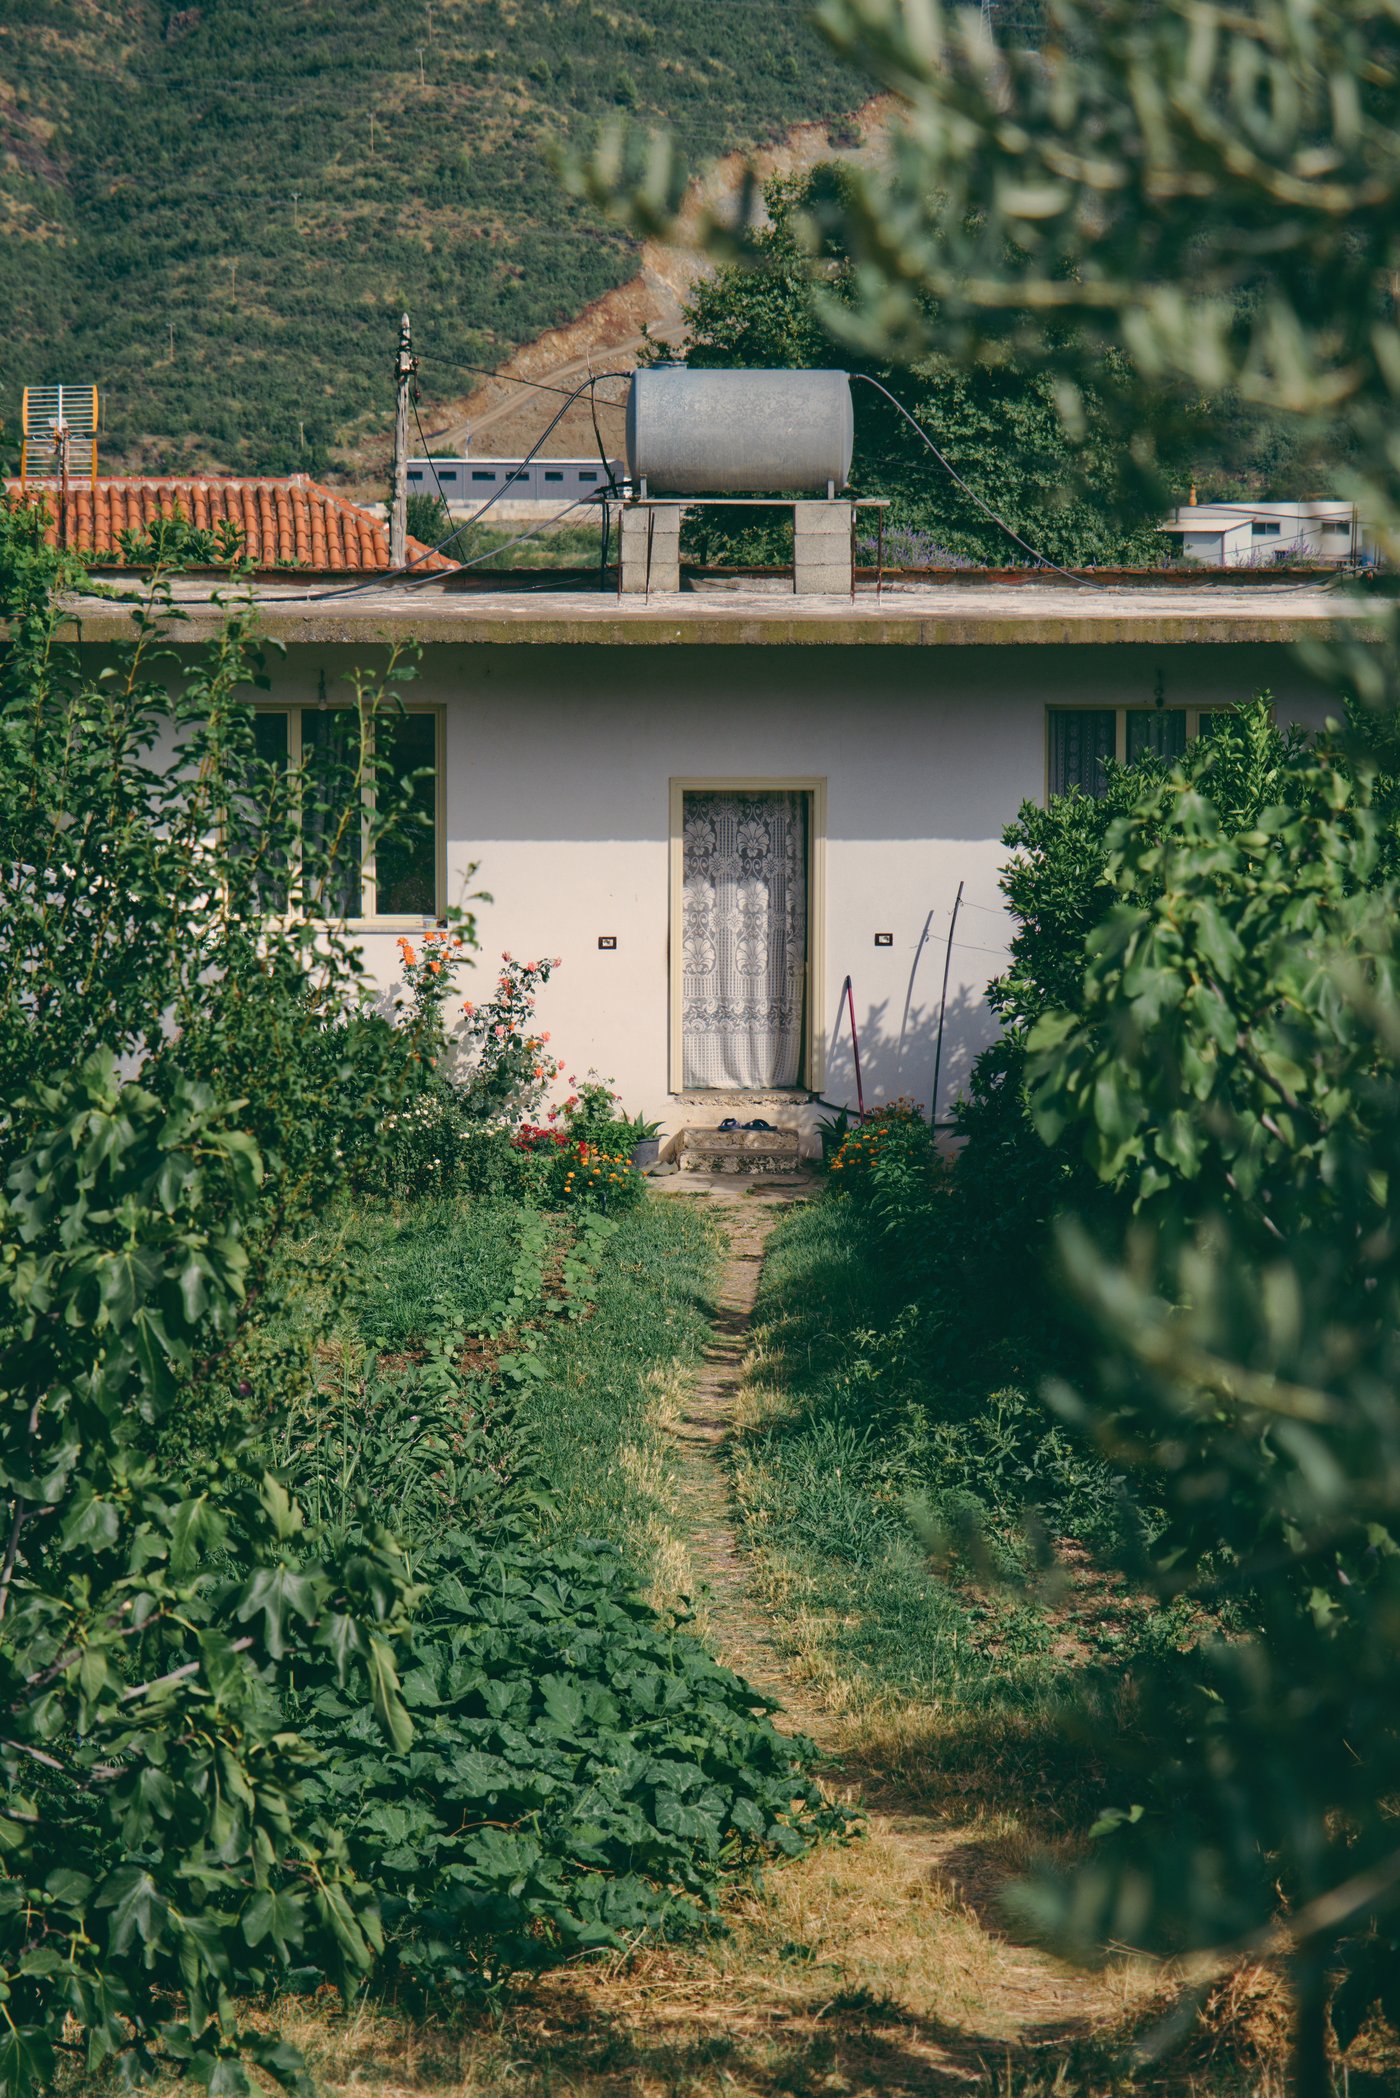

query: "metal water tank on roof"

left=625, top=367, right=853, bottom=494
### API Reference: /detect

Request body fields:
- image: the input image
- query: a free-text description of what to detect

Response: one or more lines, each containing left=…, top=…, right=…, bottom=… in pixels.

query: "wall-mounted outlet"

left=874, top=932, right=893, bottom=947
left=598, top=935, right=617, bottom=950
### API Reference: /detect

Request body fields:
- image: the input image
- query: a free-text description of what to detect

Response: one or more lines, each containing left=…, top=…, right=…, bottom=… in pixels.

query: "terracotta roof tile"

left=3, top=473, right=456, bottom=573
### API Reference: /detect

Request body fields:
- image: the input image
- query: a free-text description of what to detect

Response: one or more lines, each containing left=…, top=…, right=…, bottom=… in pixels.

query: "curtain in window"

left=1126, top=709, right=1187, bottom=763
left=1048, top=710, right=1116, bottom=798
left=682, top=792, right=808, bottom=1089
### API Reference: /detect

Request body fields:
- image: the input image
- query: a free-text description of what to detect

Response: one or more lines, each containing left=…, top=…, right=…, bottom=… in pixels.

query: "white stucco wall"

left=252, top=637, right=1334, bottom=1150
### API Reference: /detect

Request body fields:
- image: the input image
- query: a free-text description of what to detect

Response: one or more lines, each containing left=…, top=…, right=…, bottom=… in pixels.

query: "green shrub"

left=0, top=509, right=444, bottom=2095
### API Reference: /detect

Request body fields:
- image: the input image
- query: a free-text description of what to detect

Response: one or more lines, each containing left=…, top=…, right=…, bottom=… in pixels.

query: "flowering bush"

left=397, top=926, right=474, bottom=1035
left=550, top=1139, right=645, bottom=1214
left=829, top=1099, right=935, bottom=1202
left=457, top=953, right=561, bottom=1124
left=549, top=1070, right=656, bottom=1155
left=378, top=1086, right=465, bottom=1198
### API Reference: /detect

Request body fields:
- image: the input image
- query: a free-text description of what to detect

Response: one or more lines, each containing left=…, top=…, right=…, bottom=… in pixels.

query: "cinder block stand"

left=618, top=505, right=681, bottom=593
left=792, top=501, right=855, bottom=595
left=615, top=497, right=874, bottom=596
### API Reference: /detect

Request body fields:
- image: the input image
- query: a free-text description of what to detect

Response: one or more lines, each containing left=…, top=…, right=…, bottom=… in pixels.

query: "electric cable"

left=854, top=373, right=1111, bottom=588
left=400, top=488, right=611, bottom=585
left=860, top=375, right=1351, bottom=593
left=418, top=354, right=631, bottom=404
left=229, top=370, right=635, bottom=604
left=408, top=370, right=626, bottom=587
left=584, top=374, right=621, bottom=582
left=409, top=391, right=461, bottom=543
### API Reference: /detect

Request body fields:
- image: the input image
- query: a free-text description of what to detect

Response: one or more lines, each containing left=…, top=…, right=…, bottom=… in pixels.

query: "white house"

left=77, top=570, right=1362, bottom=1149
left=1162, top=499, right=1362, bottom=567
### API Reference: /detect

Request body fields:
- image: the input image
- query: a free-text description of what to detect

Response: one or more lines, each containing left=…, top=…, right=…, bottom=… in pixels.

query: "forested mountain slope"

left=0, top=0, right=867, bottom=477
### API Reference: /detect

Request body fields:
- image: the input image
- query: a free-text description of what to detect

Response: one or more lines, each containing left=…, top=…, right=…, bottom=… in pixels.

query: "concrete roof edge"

left=48, top=600, right=1381, bottom=647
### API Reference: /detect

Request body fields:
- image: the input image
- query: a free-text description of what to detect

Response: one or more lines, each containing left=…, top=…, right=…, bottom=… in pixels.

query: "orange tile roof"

left=4, top=474, right=457, bottom=573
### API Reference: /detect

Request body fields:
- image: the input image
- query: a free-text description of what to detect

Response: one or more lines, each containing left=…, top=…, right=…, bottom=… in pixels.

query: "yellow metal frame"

left=668, top=776, right=827, bottom=1097
left=20, top=386, right=99, bottom=491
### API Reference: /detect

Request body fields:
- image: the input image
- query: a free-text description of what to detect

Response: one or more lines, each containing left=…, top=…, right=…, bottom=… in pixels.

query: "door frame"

left=668, top=777, right=827, bottom=1096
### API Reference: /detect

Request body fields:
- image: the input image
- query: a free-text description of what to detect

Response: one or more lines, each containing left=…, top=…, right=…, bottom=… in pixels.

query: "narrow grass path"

left=640, top=1185, right=1164, bottom=2094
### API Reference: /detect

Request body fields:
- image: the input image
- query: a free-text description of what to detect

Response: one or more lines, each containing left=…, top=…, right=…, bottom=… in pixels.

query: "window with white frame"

left=252, top=705, right=442, bottom=921
left=1047, top=706, right=1225, bottom=799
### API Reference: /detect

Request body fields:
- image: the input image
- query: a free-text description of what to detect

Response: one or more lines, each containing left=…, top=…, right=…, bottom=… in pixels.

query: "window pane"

left=248, top=712, right=291, bottom=910
left=253, top=711, right=289, bottom=767
left=375, top=713, right=438, bottom=917
left=301, top=708, right=362, bottom=918
left=1048, top=710, right=1116, bottom=798
left=1126, top=710, right=1187, bottom=763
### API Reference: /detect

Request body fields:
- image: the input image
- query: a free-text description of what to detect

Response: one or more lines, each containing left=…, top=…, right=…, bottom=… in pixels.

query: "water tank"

left=626, top=367, right=853, bottom=495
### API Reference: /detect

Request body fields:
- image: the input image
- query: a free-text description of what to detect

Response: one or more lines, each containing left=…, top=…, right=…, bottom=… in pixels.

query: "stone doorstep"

left=678, top=1124, right=803, bottom=1175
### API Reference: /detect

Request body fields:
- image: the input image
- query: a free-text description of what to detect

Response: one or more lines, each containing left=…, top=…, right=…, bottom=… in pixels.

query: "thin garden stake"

left=842, top=974, right=866, bottom=1121
left=931, top=880, right=964, bottom=1128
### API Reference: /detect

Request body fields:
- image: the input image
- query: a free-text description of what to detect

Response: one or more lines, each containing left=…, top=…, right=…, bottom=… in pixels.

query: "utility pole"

left=389, top=311, right=416, bottom=568
left=53, top=419, right=71, bottom=551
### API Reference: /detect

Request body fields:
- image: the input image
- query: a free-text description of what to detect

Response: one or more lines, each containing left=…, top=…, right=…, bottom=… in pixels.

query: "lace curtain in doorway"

left=682, top=791, right=808, bottom=1089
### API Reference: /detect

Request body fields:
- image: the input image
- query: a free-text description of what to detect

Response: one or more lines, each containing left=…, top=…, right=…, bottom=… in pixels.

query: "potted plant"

left=817, top=1106, right=851, bottom=1168
left=627, top=1114, right=664, bottom=1170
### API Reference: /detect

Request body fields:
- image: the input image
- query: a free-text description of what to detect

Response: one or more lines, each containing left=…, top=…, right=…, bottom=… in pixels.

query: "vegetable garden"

left=0, top=508, right=842, bottom=2098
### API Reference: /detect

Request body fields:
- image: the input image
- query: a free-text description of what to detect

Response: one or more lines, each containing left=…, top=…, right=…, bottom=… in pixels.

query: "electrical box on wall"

left=874, top=932, right=893, bottom=947
left=598, top=935, right=617, bottom=950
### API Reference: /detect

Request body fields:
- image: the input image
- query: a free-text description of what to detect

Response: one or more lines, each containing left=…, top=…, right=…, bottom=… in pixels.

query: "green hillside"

left=0, top=0, right=867, bottom=478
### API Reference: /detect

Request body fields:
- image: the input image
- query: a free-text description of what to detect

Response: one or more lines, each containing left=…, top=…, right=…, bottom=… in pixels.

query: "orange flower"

left=429, top=960, right=441, bottom=974
left=399, top=940, right=417, bottom=968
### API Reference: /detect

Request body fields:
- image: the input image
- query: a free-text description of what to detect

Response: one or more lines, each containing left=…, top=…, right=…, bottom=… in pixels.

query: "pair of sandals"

left=719, top=1117, right=774, bottom=1132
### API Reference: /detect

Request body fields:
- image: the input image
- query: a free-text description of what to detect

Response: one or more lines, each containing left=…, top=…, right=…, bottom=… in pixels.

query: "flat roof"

left=56, top=573, right=1381, bottom=648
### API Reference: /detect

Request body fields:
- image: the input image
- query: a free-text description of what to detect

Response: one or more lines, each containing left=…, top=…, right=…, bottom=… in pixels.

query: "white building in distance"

left=408, top=455, right=624, bottom=524
left=1163, top=499, right=1363, bottom=567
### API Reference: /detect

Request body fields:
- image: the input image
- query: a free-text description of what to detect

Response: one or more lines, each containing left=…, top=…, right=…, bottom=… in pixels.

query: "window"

left=1126, top=710, right=1187, bottom=764
left=1048, top=707, right=1214, bottom=799
left=579, top=469, right=598, bottom=483
left=438, top=468, right=459, bottom=484
left=408, top=468, right=424, bottom=483
left=251, top=706, right=442, bottom=921
left=471, top=470, right=496, bottom=483
left=1048, top=709, right=1116, bottom=797
left=543, top=470, right=564, bottom=483
left=1251, top=520, right=1282, bottom=537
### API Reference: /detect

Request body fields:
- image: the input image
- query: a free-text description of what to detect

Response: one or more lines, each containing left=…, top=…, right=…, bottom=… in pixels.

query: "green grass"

left=231, top=1189, right=718, bottom=1581
left=515, top=1197, right=719, bottom=1576
left=341, top=1195, right=535, bottom=1351
left=448, top=522, right=611, bottom=570
left=732, top=1198, right=1066, bottom=1711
